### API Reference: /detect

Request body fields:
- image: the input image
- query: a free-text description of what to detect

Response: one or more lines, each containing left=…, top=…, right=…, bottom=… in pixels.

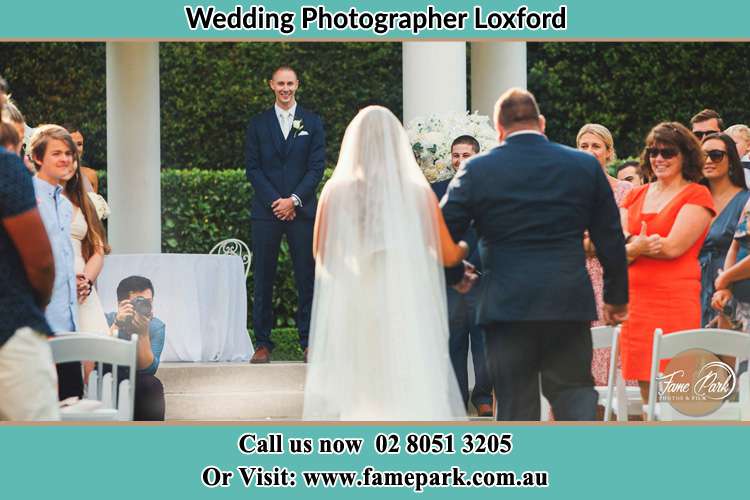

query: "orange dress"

left=620, top=183, right=715, bottom=381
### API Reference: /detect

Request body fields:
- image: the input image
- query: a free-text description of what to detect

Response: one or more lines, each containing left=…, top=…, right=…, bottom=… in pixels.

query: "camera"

left=116, top=297, right=152, bottom=337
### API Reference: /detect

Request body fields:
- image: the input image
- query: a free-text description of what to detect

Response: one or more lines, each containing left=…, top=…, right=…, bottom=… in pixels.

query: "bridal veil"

left=303, top=106, right=466, bottom=420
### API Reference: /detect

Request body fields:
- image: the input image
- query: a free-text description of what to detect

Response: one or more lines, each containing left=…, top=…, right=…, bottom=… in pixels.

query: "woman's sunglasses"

left=647, top=147, right=679, bottom=159
left=704, top=149, right=727, bottom=162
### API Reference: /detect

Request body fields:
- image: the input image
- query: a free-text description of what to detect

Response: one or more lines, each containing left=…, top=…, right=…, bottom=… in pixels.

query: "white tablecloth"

left=97, top=253, right=252, bottom=362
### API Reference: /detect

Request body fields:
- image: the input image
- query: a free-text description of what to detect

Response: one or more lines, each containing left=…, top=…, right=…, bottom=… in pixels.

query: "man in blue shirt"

left=106, top=276, right=166, bottom=421
left=0, top=144, right=59, bottom=420
left=29, top=124, right=89, bottom=400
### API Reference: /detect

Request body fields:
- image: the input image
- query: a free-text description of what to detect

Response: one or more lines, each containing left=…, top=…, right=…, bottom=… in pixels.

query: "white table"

left=97, top=253, right=253, bottom=362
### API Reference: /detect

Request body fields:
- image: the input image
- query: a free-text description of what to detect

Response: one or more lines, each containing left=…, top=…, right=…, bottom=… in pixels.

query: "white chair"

left=646, top=328, right=750, bottom=421
left=591, top=326, right=642, bottom=421
left=210, top=238, right=252, bottom=278
left=49, top=332, right=138, bottom=421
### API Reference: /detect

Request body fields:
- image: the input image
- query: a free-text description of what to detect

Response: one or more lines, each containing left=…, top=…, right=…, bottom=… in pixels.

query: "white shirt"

left=275, top=102, right=297, bottom=139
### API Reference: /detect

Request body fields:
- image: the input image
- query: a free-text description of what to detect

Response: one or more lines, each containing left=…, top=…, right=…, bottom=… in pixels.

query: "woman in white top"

left=62, top=158, right=111, bottom=335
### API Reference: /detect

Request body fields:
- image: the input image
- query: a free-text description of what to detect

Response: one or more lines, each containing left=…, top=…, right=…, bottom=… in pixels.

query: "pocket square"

left=298, top=131, right=309, bottom=136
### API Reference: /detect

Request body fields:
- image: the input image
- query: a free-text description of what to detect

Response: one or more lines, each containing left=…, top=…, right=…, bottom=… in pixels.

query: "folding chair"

left=591, top=326, right=642, bottom=421
left=49, top=333, right=138, bottom=421
left=646, top=328, right=750, bottom=421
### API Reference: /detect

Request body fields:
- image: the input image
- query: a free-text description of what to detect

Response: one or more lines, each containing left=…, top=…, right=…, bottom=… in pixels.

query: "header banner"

left=2, top=1, right=749, bottom=40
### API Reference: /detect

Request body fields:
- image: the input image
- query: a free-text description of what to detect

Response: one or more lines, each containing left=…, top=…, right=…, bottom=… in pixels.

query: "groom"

left=441, top=89, right=628, bottom=420
left=245, top=65, right=326, bottom=363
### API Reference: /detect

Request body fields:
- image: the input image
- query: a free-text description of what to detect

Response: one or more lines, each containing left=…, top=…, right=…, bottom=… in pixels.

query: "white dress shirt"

left=275, top=103, right=297, bottom=140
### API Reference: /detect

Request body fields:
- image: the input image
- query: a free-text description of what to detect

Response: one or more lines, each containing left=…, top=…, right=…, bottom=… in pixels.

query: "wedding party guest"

left=0, top=121, right=21, bottom=154
left=576, top=123, right=633, bottom=388
left=0, top=146, right=59, bottom=421
left=106, top=276, right=166, bottom=421
left=431, top=135, right=493, bottom=417
left=442, top=89, right=628, bottom=421
left=303, top=106, right=468, bottom=420
left=2, top=98, right=35, bottom=174
left=62, top=123, right=98, bottom=193
left=29, top=124, right=87, bottom=400
left=617, top=161, right=644, bottom=186
left=620, top=122, right=714, bottom=403
left=725, top=124, right=750, bottom=159
left=690, top=108, right=723, bottom=141
left=245, top=65, right=325, bottom=364
left=712, top=198, right=750, bottom=332
left=698, top=133, right=748, bottom=328
left=60, top=156, right=111, bottom=335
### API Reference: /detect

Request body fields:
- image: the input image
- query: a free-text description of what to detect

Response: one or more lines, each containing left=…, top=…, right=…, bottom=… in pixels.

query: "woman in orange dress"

left=620, top=122, right=715, bottom=402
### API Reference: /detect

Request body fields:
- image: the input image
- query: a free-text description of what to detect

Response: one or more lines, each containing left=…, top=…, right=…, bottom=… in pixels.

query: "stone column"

left=402, top=42, right=467, bottom=124
left=470, top=42, right=527, bottom=118
left=106, top=42, right=161, bottom=254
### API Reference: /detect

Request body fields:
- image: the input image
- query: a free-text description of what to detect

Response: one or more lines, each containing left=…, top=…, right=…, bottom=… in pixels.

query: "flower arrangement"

left=406, top=111, right=498, bottom=183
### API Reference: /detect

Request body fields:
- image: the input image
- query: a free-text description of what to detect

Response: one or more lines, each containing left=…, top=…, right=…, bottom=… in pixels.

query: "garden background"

left=2, top=42, right=748, bottom=358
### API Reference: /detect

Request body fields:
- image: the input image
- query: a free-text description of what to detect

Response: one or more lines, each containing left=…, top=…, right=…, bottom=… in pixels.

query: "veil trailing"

left=302, top=106, right=466, bottom=420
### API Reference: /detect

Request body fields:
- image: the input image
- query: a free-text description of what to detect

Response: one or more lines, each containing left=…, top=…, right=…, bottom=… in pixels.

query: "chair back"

left=49, top=332, right=138, bottom=420
left=647, top=328, right=750, bottom=421
left=591, top=326, right=621, bottom=421
left=210, top=238, right=252, bottom=278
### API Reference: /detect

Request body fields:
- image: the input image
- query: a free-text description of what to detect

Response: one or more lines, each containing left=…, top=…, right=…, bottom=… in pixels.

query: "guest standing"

left=245, top=65, right=325, bottom=363
left=576, top=124, right=632, bottom=386
left=30, top=125, right=88, bottom=400
left=620, top=122, right=714, bottom=402
left=698, top=133, right=748, bottom=328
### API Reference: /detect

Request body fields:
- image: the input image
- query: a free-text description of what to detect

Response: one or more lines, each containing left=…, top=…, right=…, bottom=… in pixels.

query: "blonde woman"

left=576, top=124, right=633, bottom=387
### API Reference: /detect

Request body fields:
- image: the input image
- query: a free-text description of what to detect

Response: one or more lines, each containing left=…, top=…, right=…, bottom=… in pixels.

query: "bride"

left=303, top=106, right=468, bottom=420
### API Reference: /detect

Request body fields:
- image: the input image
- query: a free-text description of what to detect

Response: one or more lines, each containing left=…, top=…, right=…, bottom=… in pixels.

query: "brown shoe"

left=250, top=346, right=271, bottom=364
left=304, top=348, right=309, bottom=363
left=477, top=403, right=494, bottom=417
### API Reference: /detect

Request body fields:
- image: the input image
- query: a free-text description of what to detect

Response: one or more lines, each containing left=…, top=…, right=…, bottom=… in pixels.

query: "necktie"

left=283, top=112, right=291, bottom=139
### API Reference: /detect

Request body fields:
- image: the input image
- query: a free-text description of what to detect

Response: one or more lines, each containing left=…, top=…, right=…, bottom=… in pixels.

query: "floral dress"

left=588, top=180, right=632, bottom=386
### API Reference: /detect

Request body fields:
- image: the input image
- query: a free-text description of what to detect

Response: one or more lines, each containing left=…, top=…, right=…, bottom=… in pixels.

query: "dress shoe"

left=250, top=346, right=271, bottom=364
left=477, top=403, right=494, bottom=417
left=304, top=348, right=309, bottom=363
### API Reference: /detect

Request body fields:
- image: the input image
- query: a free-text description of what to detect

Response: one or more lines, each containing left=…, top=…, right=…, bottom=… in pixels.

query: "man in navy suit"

left=441, top=89, right=628, bottom=420
left=432, top=135, right=493, bottom=417
left=245, top=66, right=325, bottom=363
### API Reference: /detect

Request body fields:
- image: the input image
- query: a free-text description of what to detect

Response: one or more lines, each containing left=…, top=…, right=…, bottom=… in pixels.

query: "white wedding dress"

left=302, top=106, right=466, bottom=421
left=71, top=207, right=110, bottom=335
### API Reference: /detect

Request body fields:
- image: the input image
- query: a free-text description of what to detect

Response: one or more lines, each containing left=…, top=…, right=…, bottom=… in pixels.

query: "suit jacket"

left=245, top=104, right=326, bottom=220
left=441, top=132, right=628, bottom=324
left=431, top=179, right=481, bottom=270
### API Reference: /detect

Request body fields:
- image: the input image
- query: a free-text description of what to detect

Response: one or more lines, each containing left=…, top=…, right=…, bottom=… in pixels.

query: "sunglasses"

left=704, top=149, right=728, bottom=162
left=647, top=147, right=679, bottom=159
left=694, top=130, right=720, bottom=139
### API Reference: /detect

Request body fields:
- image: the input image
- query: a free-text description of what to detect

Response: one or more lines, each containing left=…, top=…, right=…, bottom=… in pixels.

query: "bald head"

left=494, top=88, right=543, bottom=135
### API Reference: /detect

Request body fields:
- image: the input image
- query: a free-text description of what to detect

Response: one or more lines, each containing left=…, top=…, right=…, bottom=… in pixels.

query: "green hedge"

left=99, top=168, right=332, bottom=334
left=527, top=42, right=750, bottom=158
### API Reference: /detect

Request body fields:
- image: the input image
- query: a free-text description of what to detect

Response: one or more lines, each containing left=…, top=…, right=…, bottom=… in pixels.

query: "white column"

left=470, top=42, right=527, bottom=118
left=106, top=42, right=161, bottom=254
left=402, top=42, right=466, bottom=124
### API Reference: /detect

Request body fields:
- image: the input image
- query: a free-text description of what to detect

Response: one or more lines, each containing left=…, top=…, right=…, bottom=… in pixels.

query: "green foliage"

left=527, top=42, right=750, bottom=159
left=2, top=42, right=402, bottom=170
left=99, top=168, right=332, bottom=331
left=250, top=328, right=304, bottom=362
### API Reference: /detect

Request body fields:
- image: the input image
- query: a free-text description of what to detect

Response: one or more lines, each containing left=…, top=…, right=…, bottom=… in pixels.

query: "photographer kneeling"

left=106, top=276, right=165, bottom=421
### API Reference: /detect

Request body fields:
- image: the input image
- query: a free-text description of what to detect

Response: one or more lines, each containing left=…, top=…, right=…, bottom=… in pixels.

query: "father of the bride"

left=245, top=65, right=326, bottom=363
left=441, top=88, right=628, bottom=421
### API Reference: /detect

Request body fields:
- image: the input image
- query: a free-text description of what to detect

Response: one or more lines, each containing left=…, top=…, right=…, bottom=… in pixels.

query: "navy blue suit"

left=245, top=105, right=325, bottom=349
left=432, top=179, right=492, bottom=410
left=441, top=132, right=628, bottom=420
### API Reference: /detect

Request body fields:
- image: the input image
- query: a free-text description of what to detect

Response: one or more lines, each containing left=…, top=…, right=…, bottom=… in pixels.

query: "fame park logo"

left=657, top=349, right=736, bottom=417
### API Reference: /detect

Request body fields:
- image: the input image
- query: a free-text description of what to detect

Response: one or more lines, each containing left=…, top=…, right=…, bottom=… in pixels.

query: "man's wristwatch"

left=291, top=194, right=301, bottom=207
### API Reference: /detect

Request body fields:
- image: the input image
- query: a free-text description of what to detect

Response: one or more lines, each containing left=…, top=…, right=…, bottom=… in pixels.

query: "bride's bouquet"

left=406, top=111, right=498, bottom=183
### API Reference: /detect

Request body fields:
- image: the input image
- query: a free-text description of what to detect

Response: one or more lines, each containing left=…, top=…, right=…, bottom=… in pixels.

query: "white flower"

left=292, top=119, right=303, bottom=130
left=87, top=192, right=111, bottom=220
left=406, top=111, right=498, bottom=182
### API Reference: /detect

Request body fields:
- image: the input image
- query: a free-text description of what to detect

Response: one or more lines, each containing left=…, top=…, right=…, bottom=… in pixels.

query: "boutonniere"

left=292, top=119, right=304, bottom=138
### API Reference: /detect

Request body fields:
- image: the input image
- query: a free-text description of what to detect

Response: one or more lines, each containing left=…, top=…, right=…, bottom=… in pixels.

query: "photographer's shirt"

left=33, top=176, right=77, bottom=333
left=0, top=151, right=51, bottom=345
left=105, top=313, right=165, bottom=375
